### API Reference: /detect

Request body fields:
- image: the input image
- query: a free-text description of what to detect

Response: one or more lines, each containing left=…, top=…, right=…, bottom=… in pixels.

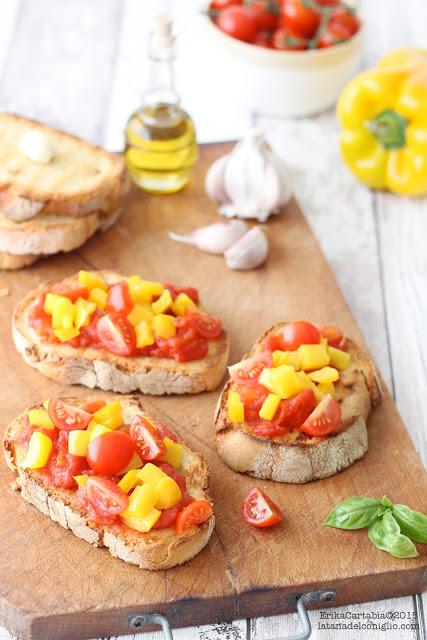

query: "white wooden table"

left=0, top=1, right=425, bottom=638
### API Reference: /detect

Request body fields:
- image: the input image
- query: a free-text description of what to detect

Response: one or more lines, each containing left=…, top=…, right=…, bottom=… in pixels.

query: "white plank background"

left=0, top=0, right=425, bottom=638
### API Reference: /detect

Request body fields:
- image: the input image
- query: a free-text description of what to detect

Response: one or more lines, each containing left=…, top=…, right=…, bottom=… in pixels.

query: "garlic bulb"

left=169, top=220, right=248, bottom=255
left=205, top=128, right=292, bottom=222
left=225, top=226, right=269, bottom=271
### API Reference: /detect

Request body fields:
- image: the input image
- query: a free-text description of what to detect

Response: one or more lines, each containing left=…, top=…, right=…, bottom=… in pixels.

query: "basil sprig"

left=324, top=496, right=426, bottom=559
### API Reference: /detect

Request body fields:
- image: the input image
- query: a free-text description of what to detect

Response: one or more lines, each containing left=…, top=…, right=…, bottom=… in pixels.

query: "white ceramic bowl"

left=200, top=14, right=363, bottom=118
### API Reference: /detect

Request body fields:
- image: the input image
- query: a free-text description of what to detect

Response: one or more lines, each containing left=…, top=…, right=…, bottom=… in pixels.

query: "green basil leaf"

left=324, top=497, right=381, bottom=530
left=392, top=504, right=427, bottom=543
left=368, top=513, right=419, bottom=559
left=381, top=495, right=393, bottom=508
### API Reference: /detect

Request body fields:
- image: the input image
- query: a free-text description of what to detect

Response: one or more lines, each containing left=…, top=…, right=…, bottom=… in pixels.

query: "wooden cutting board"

left=0, top=143, right=426, bottom=640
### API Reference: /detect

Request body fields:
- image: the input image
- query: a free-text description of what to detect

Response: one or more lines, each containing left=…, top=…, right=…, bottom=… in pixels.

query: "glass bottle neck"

left=143, top=54, right=179, bottom=107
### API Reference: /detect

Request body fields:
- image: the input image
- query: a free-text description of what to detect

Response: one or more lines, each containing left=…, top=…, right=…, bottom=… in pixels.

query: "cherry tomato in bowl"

left=279, top=0, right=321, bottom=39
left=216, top=5, right=258, bottom=42
left=243, top=487, right=283, bottom=527
left=247, top=0, right=280, bottom=31
left=272, top=27, right=308, bottom=50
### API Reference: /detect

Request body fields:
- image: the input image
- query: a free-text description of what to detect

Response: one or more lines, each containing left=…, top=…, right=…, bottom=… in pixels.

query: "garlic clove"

left=205, top=153, right=231, bottom=205
left=224, top=226, right=269, bottom=271
left=169, top=219, right=248, bottom=255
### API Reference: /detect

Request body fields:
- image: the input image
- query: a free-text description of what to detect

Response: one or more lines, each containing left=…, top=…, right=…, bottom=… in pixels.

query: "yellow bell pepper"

left=78, top=270, right=107, bottom=291
left=259, top=365, right=304, bottom=399
left=308, top=366, right=339, bottom=384
left=118, top=469, right=140, bottom=493
left=27, top=408, right=55, bottom=430
left=53, top=327, right=80, bottom=343
left=227, top=390, right=244, bottom=424
left=75, top=298, right=96, bottom=329
left=44, top=293, right=62, bottom=315
left=118, top=451, right=143, bottom=475
left=88, top=423, right=111, bottom=441
left=122, top=484, right=158, bottom=519
left=171, top=292, right=197, bottom=317
left=137, top=463, right=166, bottom=488
left=89, top=287, right=107, bottom=309
left=155, top=476, right=182, bottom=510
left=135, top=320, right=155, bottom=348
left=328, top=346, right=351, bottom=370
left=338, top=48, right=427, bottom=196
left=68, top=430, right=90, bottom=456
left=121, top=510, right=161, bottom=532
left=92, top=400, right=123, bottom=430
left=127, top=276, right=164, bottom=304
left=317, top=382, right=335, bottom=397
left=152, top=313, right=176, bottom=339
left=295, top=371, right=316, bottom=391
left=152, top=289, right=173, bottom=314
left=160, top=437, right=183, bottom=469
left=259, top=393, right=281, bottom=420
left=298, top=344, right=329, bottom=371
left=73, top=474, right=89, bottom=488
left=21, top=432, right=52, bottom=469
left=272, top=350, right=301, bottom=370
left=127, top=303, right=154, bottom=326
left=51, top=297, right=75, bottom=329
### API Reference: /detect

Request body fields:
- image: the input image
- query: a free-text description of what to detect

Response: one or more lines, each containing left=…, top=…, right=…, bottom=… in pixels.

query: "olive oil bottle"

left=125, top=15, right=198, bottom=194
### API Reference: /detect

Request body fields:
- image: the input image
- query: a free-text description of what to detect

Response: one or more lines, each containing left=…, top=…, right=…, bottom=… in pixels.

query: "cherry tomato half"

left=251, top=389, right=317, bottom=437
left=243, top=487, right=283, bottom=527
left=86, top=477, right=128, bottom=516
left=300, top=395, right=341, bottom=436
left=152, top=495, right=194, bottom=530
left=319, top=325, right=343, bottom=348
left=216, top=5, right=258, bottom=42
left=279, top=0, right=321, bottom=39
left=176, top=500, right=213, bottom=534
left=187, top=307, right=222, bottom=339
left=48, top=399, right=92, bottom=432
left=107, top=281, right=133, bottom=315
left=164, top=284, right=199, bottom=303
left=96, top=312, right=136, bottom=356
left=129, top=415, right=166, bottom=461
left=86, top=431, right=134, bottom=475
left=81, top=399, right=107, bottom=414
left=229, top=352, right=272, bottom=385
left=236, top=383, right=269, bottom=421
left=280, top=321, right=320, bottom=351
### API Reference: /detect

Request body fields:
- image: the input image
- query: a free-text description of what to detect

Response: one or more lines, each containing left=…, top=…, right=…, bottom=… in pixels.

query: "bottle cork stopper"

left=151, top=14, right=174, bottom=48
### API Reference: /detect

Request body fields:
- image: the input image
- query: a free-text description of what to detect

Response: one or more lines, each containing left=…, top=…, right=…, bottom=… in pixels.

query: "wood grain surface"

left=0, top=144, right=425, bottom=640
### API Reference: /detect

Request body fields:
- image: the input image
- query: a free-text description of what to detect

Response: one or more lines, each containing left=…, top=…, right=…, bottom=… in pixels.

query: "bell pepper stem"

left=365, top=109, right=408, bottom=150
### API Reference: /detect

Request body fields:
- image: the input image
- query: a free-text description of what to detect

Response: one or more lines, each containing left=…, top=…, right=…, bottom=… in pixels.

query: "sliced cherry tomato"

left=279, top=0, right=321, bottom=38
left=129, top=415, right=166, bottom=461
left=164, top=283, right=199, bottom=303
left=176, top=500, right=213, bottom=534
left=175, top=335, right=209, bottom=362
left=236, top=383, right=269, bottom=421
left=243, top=487, right=283, bottom=527
left=250, top=389, right=317, bottom=436
left=216, top=5, right=258, bottom=42
left=272, top=26, right=308, bottom=49
left=247, top=0, right=279, bottom=31
left=280, top=321, right=320, bottom=351
left=86, top=477, right=128, bottom=516
left=50, top=283, right=89, bottom=302
left=107, top=281, right=133, bottom=314
left=156, top=462, right=187, bottom=495
left=46, top=451, right=89, bottom=489
left=80, top=399, right=107, bottom=414
left=96, top=312, right=136, bottom=356
left=155, top=424, right=178, bottom=443
left=48, top=399, right=92, bottom=431
left=330, top=7, right=359, bottom=35
left=300, top=395, right=341, bottom=436
left=86, top=431, right=134, bottom=475
left=152, top=495, right=194, bottom=530
left=210, top=0, right=241, bottom=10
left=187, top=307, right=222, bottom=339
left=319, top=325, right=343, bottom=348
left=230, top=352, right=272, bottom=385
left=252, top=30, right=274, bottom=48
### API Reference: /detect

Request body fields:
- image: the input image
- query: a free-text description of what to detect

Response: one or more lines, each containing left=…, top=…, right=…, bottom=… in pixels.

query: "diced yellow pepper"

left=44, top=293, right=62, bottom=315
left=151, top=289, right=173, bottom=315
left=328, top=346, right=351, bottom=370
left=227, top=390, right=245, bottom=424
left=155, top=476, right=182, bottom=510
left=122, top=484, right=159, bottom=519
left=89, top=287, right=107, bottom=310
left=118, top=452, right=143, bottom=475
left=137, top=463, right=166, bottom=488
left=171, top=292, right=197, bottom=317
left=121, top=509, right=161, bottom=533
left=317, top=382, right=335, bottom=397
left=314, top=386, right=325, bottom=403
left=308, top=367, right=339, bottom=384
left=320, top=337, right=328, bottom=346
left=53, top=327, right=81, bottom=343
left=295, top=371, right=316, bottom=390
left=93, top=400, right=123, bottom=430
left=75, top=297, right=96, bottom=329
left=259, top=365, right=305, bottom=399
left=152, top=313, right=176, bottom=339
left=88, top=423, right=111, bottom=442
left=68, top=430, right=90, bottom=456
left=21, top=432, right=52, bottom=469
left=118, top=469, right=140, bottom=493
left=159, top=437, right=183, bottom=469
left=272, top=350, right=301, bottom=370
left=127, top=276, right=164, bottom=304
left=51, top=297, right=75, bottom=329
left=298, top=344, right=330, bottom=371
left=127, top=304, right=154, bottom=326
left=27, top=408, right=55, bottom=430
left=78, top=270, right=107, bottom=291
left=73, top=474, right=89, bottom=488
left=135, top=320, right=155, bottom=348
left=259, top=393, right=282, bottom=420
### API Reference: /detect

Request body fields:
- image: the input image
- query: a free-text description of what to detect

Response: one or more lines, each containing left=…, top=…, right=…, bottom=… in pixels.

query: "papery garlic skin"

left=225, top=226, right=269, bottom=271
left=205, top=128, right=292, bottom=221
left=169, top=219, right=248, bottom=255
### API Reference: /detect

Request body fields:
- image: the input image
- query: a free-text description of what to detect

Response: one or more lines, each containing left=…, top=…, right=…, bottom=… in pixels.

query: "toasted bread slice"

left=13, top=271, right=230, bottom=395
left=0, top=113, right=127, bottom=215
left=3, top=396, right=214, bottom=570
left=215, top=323, right=382, bottom=483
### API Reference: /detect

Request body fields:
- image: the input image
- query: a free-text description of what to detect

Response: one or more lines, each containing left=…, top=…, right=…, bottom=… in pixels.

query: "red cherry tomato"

left=330, top=7, right=360, bottom=35
left=129, top=415, right=166, bottom=461
left=279, top=0, right=321, bottom=38
left=155, top=423, right=178, bottom=443
left=96, top=312, right=136, bottom=356
left=164, top=284, right=199, bottom=303
left=46, top=451, right=89, bottom=489
left=319, top=325, right=343, bottom=348
left=315, top=0, right=339, bottom=4
left=80, top=399, right=107, bottom=414
left=176, top=500, right=213, bottom=534
left=86, top=477, right=128, bottom=516
left=210, top=0, right=241, bottom=9
left=272, top=26, right=308, bottom=49
left=172, top=329, right=209, bottom=362
left=300, top=395, right=341, bottom=436
left=229, top=352, right=272, bottom=385
left=152, top=495, right=194, bottom=530
left=243, top=487, right=283, bottom=527
left=187, top=308, right=222, bottom=339
left=107, top=281, right=133, bottom=315
left=86, top=431, right=134, bottom=475
left=48, top=399, right=92, bottom=431
left=247, top=0, right=279, bottom=31
left=236, top=383, right=269, bottom=421
left=252, top=30, right=274, bottom=48
left=251, top=389, right=317, bottom=436
left=50, top=283, right=89, bottom=302
left=280, top=321, right=320, bottom=351
left=216, top=5, right=258, bottom=42
left=316, top=21, right=351, bottom=48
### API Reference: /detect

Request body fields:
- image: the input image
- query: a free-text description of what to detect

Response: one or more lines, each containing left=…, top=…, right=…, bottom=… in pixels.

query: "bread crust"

left=215, top=322, right=382, bottom=483
left=13, top=271, right=230, bottom=395
left=3, top=396, right=215, bottom=570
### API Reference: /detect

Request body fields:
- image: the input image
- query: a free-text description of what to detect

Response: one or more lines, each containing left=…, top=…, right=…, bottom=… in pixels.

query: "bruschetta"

left=13, top=270, right=229, bottom=395
left=215, top=321, right=382, bottom=483
left=3, top=395, right=214, bottom=569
